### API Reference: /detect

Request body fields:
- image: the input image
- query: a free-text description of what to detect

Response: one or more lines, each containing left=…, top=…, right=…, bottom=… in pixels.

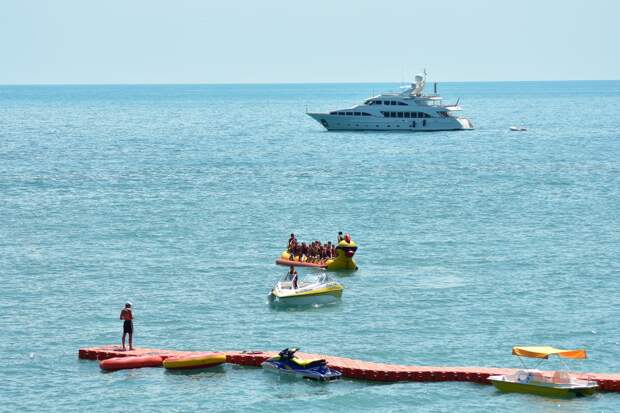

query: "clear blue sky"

left=1, top=0, right=618, bottom=84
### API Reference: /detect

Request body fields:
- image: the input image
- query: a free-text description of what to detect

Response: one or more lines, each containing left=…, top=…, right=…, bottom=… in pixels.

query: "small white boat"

left=268, top=272, right=343, bottom=306
left=509, top=126, right=527, bottom=131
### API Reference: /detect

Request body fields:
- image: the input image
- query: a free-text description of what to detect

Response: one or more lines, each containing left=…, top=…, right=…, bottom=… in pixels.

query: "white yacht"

left=307, top=73, right=473, bottom=131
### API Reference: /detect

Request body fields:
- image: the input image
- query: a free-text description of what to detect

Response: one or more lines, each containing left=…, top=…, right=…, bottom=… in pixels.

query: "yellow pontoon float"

left=488, top=346, right=598, bottom=398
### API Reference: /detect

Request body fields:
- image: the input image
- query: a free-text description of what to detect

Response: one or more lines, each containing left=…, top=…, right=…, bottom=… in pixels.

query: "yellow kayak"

left=163, top=353, right=226, bottom=370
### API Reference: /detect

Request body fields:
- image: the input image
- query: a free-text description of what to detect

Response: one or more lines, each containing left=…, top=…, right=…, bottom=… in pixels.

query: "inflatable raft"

left=100, top=355, right=164, bottom=371
left=274, top=259, right=326, bottom=268
left=277, top=235, right=358, bottom=271
left=163, top=353, right=227, bottom=370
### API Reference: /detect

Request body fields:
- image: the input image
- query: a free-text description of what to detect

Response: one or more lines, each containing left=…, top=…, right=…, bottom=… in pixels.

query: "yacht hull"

left=307, top=113, right=473, bottom=131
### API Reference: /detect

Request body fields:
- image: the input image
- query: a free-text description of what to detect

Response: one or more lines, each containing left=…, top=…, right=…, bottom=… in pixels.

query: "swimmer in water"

left=120, top=302, right=133, bottom=351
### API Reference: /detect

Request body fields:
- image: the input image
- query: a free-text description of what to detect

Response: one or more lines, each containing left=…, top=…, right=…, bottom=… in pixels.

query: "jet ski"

left=261, top=348, right=342, bottom=381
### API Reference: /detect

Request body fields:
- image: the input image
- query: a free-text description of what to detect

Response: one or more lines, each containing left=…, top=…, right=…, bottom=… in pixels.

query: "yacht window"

left=375, top=100, right=382, bottom=105
left=362, top=112, right=371, bottom=116
left=384, top=101, right=391, bottom=106
left=397, top=101, right=408, bottom=106
left=329, top=111, right=337, bottom=115
left=381, top=111, right=388, bottom=117
left=346, top=112, right=353, bottom=116
left=411, top=112, right=418, bottom=118
left=390, top=101, right=397, bottom=105
left=390, top=112, right=397, bottom=117
left=354, top=112, right=361, bottom=116
left=404, top=112, right=410, bottom=118
left=338, top=112, right=345, bottom=116
left=397, top=112, right=403, bottom=118
left=422, top=113, right=431, bottom=118
left=364, top=99, right=372, bottom=105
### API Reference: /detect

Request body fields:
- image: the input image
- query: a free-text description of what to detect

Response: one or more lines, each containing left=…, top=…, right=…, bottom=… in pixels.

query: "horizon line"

left=1, top=78, right=619, bottom=87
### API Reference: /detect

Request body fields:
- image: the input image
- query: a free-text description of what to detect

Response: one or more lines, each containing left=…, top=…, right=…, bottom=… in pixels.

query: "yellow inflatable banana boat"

left=276, top=235, right=358, bottom=271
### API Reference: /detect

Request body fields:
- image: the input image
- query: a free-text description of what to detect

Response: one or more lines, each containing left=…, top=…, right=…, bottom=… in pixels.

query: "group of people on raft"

left=286, top=231, right=347, bottom=264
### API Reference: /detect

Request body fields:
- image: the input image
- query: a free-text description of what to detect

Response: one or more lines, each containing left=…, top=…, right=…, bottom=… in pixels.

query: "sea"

left=1, top=81, right=619, bottom=412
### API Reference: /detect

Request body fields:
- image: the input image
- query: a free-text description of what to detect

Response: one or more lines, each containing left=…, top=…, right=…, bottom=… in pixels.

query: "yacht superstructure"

left=307, top=73, right=473, bottom=131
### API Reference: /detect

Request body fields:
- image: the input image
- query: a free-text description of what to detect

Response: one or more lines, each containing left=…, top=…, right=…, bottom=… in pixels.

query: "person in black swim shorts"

left=120, top=302, right=133, bottom=350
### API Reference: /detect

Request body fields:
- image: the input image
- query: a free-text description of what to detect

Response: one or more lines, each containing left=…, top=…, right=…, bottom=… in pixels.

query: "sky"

left=1, top=0, right=618, bottom=84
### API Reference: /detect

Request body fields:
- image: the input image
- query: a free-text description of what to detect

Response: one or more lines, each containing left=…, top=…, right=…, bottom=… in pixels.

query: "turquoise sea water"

left=1, top=81, right=619, bottom=412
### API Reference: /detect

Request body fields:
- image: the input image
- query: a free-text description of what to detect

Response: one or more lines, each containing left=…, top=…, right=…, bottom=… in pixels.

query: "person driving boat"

left=285, top=266, right=297, bottom=279
left=285, top=266, right=299, bottom=289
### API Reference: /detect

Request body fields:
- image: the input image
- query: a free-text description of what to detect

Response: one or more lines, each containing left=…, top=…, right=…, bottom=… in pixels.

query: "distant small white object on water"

left=509, top=126, right=527, bottom=131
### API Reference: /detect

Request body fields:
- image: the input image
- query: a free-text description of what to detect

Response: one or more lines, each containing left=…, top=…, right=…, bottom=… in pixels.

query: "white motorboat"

left=307, top=71, right=473, bottom=131
left=268, top=272, right=343, bottom=306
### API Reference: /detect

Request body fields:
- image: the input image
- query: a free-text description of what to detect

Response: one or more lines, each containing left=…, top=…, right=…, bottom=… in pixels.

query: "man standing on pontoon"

left=120, top=302, right=134, bottom=351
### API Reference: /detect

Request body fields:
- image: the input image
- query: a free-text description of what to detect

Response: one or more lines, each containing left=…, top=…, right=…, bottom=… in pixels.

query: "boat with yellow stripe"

left=489, top=346, right=598, bottom=398
left=268, top=272, right=343, bottom=306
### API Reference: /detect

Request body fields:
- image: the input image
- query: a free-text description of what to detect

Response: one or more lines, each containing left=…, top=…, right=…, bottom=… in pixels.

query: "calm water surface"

left=1, top=81, right=619, bottom=412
